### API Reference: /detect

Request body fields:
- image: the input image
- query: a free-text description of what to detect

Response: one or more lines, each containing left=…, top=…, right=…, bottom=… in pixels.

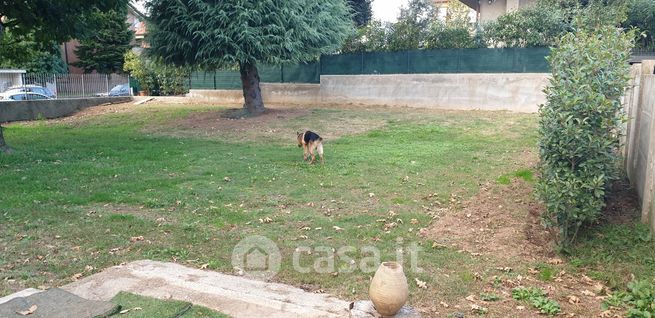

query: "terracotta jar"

left=369, top=261, right=409, bottom=316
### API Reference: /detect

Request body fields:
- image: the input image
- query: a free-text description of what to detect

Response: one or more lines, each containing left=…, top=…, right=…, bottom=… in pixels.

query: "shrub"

left=537, top=22, right=634, bottom=247
left=482, top=0, right=572, bottom=48
left=123, top=51, right=190, bottom=96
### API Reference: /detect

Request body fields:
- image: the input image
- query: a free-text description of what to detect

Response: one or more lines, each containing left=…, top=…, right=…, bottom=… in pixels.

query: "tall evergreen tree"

left=348, top=0, right=373, bottom=26
left=147, top=0, right=352, bottom=115
left=75, top=8, right=133, bottom=73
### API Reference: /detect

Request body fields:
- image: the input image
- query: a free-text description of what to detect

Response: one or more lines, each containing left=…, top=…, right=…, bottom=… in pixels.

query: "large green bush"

left=123, top=51, right=190, bottom=96
left=537, top=24, right=634, bottom=247
left=483, top=0, right=572, bottom=48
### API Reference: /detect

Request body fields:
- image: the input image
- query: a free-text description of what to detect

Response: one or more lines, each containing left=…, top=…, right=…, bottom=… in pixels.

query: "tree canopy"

left=74, top=8, right=133, bottom=73
left=348, top=0, right=373, bottom=26
left=0, top=0, right=128, bottom=43
left=147, top=0, right=353, bottom=113
left=0, top=31, right=67, bottom=73
left=147, top=0, right=353, bottom=69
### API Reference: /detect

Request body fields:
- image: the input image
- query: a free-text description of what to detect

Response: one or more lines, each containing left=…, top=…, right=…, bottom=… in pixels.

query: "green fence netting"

left=191, top=47, right=550, bottom=89
left=321, top=47, right=551, bottom=75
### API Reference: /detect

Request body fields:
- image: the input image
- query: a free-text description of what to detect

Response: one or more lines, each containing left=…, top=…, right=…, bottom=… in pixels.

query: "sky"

left=372, top=0, right=409, bottom=23
left=132, top=0, right=408, bottom=23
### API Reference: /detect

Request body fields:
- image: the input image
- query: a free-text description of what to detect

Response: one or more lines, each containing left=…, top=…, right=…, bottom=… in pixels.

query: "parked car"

left=4, top=84, right=56, bottom=99
left=0, top=92, right=53, bottom=101
left=108, top=84, right=131, bottom=96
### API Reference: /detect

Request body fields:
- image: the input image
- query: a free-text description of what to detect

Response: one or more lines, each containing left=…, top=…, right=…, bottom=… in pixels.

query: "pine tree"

left=348, top=0, right=373, bottom=26
left=74, top=8, right=133, bottom=74
left=147, top=0, right=353, bottom=115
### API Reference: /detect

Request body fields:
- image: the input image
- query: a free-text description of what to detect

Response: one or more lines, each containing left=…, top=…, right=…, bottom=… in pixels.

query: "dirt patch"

left=162, top=107, right=309, bottom=139
left=601, top=178, right=641, bottom=225
left=421, top=162, right=641, bottom=316
left=152, top=105, right=387, bottom=143
left=41, top=101, right=138, bottom=125
left=428, top=179, right=557, bottom=261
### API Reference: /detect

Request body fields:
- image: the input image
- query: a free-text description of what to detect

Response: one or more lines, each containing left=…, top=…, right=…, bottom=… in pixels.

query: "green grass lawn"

left=0, top=103, right=652, bottom=316
left=111, top=292, right=229, bottom=318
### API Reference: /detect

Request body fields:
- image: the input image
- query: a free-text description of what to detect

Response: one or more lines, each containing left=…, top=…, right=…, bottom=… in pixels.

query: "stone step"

left=62, top=260, right=350, bottom=318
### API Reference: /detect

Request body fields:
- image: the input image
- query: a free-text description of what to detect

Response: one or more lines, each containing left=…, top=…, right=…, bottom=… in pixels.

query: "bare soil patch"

left=153, top=105, right=387, bottom=143
left=601, top=178, right=641, bottom=225
left=428, top=179, right=557, bottom=261
left=421, top=162, right=640, bottom=316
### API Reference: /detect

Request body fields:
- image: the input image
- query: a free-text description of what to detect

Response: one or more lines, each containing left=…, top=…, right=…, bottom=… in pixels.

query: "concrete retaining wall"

left=189, top=73, right=549, bottom=113
left=0, top=97, right=132, bottom=122
left=624, top=61, right=655, bottom=230
left=320, top=74, right=548, bottom=112
left=187, top=83, right=321, bottom=105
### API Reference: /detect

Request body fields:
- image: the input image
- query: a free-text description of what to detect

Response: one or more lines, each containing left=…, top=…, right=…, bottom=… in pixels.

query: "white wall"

left=0, top=73, right=23, bottom=92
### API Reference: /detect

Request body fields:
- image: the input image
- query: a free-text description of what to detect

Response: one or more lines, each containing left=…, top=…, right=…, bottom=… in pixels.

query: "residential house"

left=458, top=0, right=538, bottom=23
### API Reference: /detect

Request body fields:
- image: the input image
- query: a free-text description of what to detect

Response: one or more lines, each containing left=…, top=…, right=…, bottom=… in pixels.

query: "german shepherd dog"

left=297, top=130, right=324, bottom=164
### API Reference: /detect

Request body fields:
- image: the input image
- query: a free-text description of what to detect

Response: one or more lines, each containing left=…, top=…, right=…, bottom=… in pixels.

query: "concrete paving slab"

left=0, top=288, right=43, bottom=305
left=63, top=260, right=350, bottom=318
left=0, top=288, right=119, bottom=318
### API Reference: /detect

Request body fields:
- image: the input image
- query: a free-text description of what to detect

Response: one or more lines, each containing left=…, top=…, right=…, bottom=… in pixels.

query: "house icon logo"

left=231, top=235, right=281, bottom=279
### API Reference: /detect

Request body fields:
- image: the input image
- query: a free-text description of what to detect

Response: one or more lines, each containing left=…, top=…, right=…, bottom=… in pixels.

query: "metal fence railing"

left=16, top=73, right=131, bottom=99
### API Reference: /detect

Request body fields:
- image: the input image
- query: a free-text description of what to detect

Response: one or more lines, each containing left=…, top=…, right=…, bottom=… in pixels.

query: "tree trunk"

left=0, top=124, right=11, bottom=154
left=239, top=61, right=265, bottom=114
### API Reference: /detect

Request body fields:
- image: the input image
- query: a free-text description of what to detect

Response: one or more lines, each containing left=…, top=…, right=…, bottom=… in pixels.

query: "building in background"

left=457, top=0, right=537, bottom=23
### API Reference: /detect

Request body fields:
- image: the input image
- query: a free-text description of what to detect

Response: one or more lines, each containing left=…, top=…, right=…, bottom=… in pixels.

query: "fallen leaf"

left=465, top=295, right=476, bottom=302
left=223, top=176, right=231, bottom=182
left=568, top=295, right=580, bottom=304
left=471, top=304, right=488, bottom=314
left=432, top=242, right=447, bottom=249
left=333, top=226, right=343, bottom=231
left=581, top=289, right=595, bottom=297
left=581, top=274, right=594, bottom=283
left=16, top=304, right=37, bottom=316
left=200, top=263, right=209, bottom=269
left=439, top=301, right=449, bottom=308
left=410, top=218, right=419, bottom=224
left=415, top=278, right=428, bottom=289
left=368, top=193, right=375, bottom=198
left=129, top=236, right=144, bottom=243
left=71, top=273, right=83, bottom=281
left=548, top=258, right=564, bottom=265
left=119, top=307, right=142, bottom=314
